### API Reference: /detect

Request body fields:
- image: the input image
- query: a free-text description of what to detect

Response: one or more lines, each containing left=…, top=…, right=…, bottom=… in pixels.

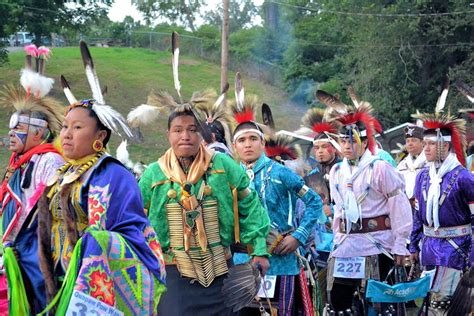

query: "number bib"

left=66, top=290, right=124, bottom=316
left=257, top=275, right=277, bottom=298
left=333, top=257, right=366, bottom=279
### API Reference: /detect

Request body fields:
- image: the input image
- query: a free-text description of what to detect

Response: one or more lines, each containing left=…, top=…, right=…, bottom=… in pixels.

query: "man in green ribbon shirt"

left=139, top=106, right=270, bottom=315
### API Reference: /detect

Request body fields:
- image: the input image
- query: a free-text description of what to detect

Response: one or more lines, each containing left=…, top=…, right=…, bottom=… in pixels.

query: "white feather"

left=92, top=104, right=133, bottom=138
left=324, top=132, right=342, bottom=153
left=20, top=69, right=54, bottom=98
left=172, top=47, right=181, bottom=100
left=213, top=93, right=226, bottom=110
left=116, top=140, right=133, bottom=168
left=84, top=64, right=104, bottom=104
left=294, top=126, right=315, bottom=137
left=127, top=104, right=161, bottom=127
left=63, top=87, right=77, bottom=105
left=435, top=87, right=449, bottom=113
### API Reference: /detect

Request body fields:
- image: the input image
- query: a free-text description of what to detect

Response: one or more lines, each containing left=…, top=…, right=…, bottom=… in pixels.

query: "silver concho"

left=367, top=219, right=378, bottom=230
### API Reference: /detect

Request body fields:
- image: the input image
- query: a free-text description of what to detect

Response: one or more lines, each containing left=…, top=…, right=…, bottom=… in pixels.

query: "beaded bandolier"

left=165, top=170, right=229, bottom=287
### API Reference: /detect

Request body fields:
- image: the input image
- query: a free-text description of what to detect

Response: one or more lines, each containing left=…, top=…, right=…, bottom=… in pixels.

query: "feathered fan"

left=222, top=262, right=262, bottom=312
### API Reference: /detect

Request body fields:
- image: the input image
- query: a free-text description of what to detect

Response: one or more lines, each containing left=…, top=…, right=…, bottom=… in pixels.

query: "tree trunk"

left=181, top=0, right=196, bottom=32
left=220, top=0, right=229, bottom=98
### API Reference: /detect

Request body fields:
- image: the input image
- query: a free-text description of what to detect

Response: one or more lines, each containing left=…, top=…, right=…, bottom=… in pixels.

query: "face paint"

left=12, top=130, right=28, bottom=145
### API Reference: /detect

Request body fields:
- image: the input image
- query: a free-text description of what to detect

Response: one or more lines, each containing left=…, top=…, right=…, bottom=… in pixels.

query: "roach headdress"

left=229, top=72, right=266, bottom=142
left=0, top=45, right=63, bottom=137
left=320, top=87, right=382, bottom=154
left=129, top=32, right=217, bottom=130
left=261, top=103, right=302, bottom=162
left=413, top=77, right=467, bottom=165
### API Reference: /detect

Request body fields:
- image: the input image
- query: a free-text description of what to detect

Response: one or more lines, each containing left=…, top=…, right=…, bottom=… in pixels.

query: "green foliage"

left=0, top=0, right=110, bottom=45
left=280, top=0, right=474, bottom=125
left=133, top=0, right=203, bottom=31
left=204, top=0, right=259, bottom=33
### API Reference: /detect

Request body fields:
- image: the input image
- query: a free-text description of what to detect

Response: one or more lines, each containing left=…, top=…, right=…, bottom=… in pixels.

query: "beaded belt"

left=423, top=224, right=471, bottom=238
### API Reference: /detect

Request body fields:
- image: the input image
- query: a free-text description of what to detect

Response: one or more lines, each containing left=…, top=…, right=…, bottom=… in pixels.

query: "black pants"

left=157, top=264, right=237, bottom=316
left=329, top=254, right=393, bottom=314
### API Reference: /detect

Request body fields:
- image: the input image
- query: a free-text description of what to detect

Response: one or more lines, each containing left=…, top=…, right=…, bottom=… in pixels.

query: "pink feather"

left=24, top=44, right=38, bottom=57
left=37, top=46, right=51, bottom=59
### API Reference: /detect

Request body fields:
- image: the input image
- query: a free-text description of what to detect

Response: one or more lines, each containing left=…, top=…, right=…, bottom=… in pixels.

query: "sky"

left=107, top=0, right=265, bottom=24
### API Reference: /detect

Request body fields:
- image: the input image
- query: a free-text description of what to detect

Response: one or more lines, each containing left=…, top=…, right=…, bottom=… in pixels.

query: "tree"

left=204, top=0, right=258, bottom=33
left=0, top=0, right=111, bottom=46
left=132, top=0, right=203, bottom=31
left=221, top=0, right=229, bottom=94
left=281, top=0, right=474, bottom=125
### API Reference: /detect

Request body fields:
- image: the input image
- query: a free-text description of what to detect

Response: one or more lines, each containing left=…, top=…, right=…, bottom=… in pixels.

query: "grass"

left=0, top=47, right=306, bottom=170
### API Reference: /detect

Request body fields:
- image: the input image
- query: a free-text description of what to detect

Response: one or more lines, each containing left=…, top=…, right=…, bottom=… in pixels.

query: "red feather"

left=423, top=120, right=466, bottom=166
left=312, top=122, right=336, bottom=134
left=234, top=109, right=255, bottom=124
left=265, top=146, right=298, bottom=160
left=337, top=111, right=378, bottom=154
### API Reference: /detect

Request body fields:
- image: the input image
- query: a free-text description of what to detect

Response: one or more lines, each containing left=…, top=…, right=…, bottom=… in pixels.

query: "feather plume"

left=127, top=104, right=161, bottom=127
left=454, top=80, right=474, bottom=103
left=92, top=104, right=133, bottom=138
left=229, top=94, right=258, bottom=124
left=234, top=72, right=245, bottom=111
left=315, top=90, right=348, bottom=114
left=147, top=91, right=178, bottom=111
left=0, top=85, right=64, bottom=136
left=301, top=107, right=337, bottom=135
left=435, top=75, right=450, bottom=114
left=24, top=44, right=38, bottom=58
left=213, top=82, right=229, bottom=110
left=37, top=46, right=51, bottom=59
left=413, top=112, right=467, bottom=166
left=337, top=110, right=378, bottom=154
left=265, top=133, right=302, bottom=161
left=261, top=103, right=275, bottom=129
left=20, top=69, right=54, bottom=98
left=171, top=32, right=182, bottom=102
left=80, top=41, right=104, bottom=104
left=222, top=263, right=261, bottom=312
left=60, top=75, right=77, bottom=105
left=293, top=126, right=314, bottom=137
left=116, top=140, right=133, bottom=169
left=347, top=86, right=360, bottom=108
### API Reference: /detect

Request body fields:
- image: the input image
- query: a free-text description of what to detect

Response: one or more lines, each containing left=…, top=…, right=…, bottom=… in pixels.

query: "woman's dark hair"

left=208, top=120, right=227, bottom=145
left=167, top=110, right=202, bottom=133
left=86, top=108, right=112, bottom=146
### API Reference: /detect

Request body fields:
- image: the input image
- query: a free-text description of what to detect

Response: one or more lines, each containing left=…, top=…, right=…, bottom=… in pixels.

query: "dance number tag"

left=333, top=257, right=366, bottom=279
left=66, top=290, right=124, bottom=316
left=257, top=275, right=277, bottom=298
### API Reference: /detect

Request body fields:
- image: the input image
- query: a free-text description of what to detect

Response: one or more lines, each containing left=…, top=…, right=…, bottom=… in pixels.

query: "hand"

left=410, top=251, right=419, bottom=264
left=252, top=256, right=270, bottom=276
left=394, top=254, right=406, bottom=266
left=273, top=235, right=300, bottom=256
left=323, top=204, right=332, bottom=217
